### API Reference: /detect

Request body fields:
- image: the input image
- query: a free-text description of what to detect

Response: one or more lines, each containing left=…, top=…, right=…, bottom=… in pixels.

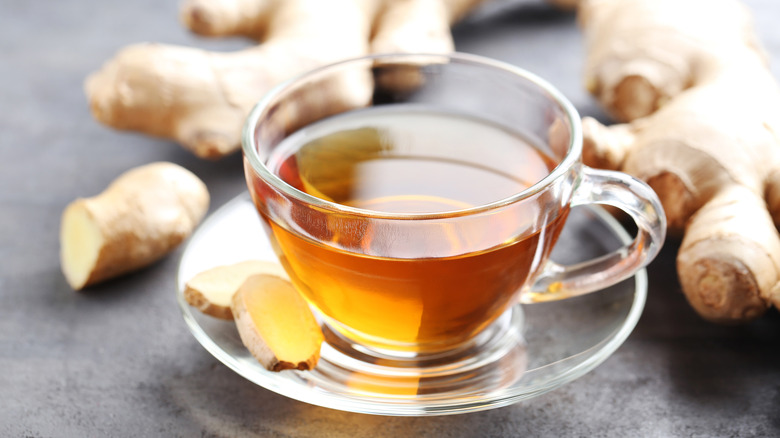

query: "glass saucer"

left=176, top=193, right=646, bottom=416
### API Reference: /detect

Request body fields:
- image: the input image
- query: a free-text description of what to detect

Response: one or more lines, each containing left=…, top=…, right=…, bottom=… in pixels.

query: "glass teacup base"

left=314, top=307, right=527, bottom=400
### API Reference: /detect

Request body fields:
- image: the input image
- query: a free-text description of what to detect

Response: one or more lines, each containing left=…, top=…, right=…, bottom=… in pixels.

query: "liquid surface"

left=269, top=110, right=555, bottom=213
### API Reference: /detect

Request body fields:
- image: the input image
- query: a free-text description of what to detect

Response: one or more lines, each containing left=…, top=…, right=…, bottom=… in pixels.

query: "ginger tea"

left=253, top=109, right=568, bottom=353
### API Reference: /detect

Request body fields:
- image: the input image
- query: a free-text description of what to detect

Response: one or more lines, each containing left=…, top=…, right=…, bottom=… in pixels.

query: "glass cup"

left=242, top=53, right=665, bottom=361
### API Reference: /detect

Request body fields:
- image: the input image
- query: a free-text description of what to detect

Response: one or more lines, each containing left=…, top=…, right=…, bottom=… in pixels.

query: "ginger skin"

left=60, top=162, right=209, bottom=290
left=579, top=0, right=780, bottom=323
left=85, top=0, right=488, bottom=159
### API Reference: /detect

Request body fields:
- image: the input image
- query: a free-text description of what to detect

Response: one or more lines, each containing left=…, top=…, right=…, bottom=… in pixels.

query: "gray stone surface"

left=2, top=0, right=779, bottom=436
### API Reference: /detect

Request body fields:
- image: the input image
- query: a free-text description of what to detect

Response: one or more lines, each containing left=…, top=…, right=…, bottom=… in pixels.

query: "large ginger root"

left=579, top=0, right=780, bottom=323
left=85, top=0, right=488, bottom=159
left=60, top=162, right=209, bottom=290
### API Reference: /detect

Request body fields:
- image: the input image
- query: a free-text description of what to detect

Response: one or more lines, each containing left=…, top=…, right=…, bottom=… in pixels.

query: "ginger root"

left=578, top=0, right=780, bottom=323
left=184, top=260, right=288, bottom=320
left=60, top=162, right=209, bottom=290
left=85, top=0, right=488, bottom=159
left=231, top=274, right=324, bottom=371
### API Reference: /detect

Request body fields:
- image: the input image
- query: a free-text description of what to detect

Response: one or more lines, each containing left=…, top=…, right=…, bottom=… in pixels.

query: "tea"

left=258, top=109, right=568, bottom=352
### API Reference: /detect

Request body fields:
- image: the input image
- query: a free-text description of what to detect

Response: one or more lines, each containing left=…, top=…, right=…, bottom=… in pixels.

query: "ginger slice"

left=184, top=260, right=288, bottom=320
left=231, top=274, right=324, bottom=371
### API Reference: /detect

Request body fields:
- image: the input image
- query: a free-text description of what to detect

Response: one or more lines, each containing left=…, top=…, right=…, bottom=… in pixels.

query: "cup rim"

left=241, top=52, right=583, bottom=220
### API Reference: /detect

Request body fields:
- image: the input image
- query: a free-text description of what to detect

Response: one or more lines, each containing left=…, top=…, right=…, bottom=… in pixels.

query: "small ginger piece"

left=60, top=162, right=209, bottom=290
left=184, top=260, right=288, bottom=320
left=231, top=274, right=323, bottom=371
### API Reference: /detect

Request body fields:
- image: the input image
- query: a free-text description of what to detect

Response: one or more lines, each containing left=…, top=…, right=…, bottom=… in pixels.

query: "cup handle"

left=522, top=165, right=666, bottom=303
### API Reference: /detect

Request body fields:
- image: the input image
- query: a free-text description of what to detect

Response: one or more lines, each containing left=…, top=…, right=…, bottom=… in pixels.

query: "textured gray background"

left=2, top=0, right=780, bottom=436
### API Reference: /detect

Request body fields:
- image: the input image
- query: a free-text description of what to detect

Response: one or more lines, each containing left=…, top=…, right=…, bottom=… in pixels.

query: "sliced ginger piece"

left=184, top=260, right=288, bottom=320
left=231, top=274, right=324, bottom=371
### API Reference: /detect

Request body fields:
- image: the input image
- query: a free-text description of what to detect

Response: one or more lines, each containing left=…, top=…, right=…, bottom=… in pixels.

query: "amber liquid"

left=257, top=109, right=568, bottom=353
